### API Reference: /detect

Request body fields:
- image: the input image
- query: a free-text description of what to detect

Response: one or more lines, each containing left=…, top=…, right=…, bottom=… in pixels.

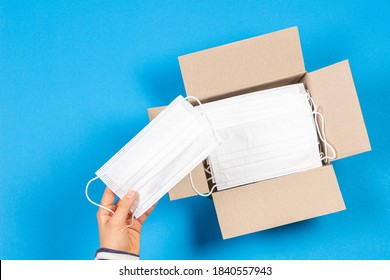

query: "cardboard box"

left=147, top=26, right=371, bottom=239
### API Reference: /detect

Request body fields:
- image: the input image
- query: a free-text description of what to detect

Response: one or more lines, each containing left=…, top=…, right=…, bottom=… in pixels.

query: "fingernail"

left=126, top=190, right=135, bottom=199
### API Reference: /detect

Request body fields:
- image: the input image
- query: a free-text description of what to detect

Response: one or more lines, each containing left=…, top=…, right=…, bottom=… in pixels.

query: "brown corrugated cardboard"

left=301, top=60, right=371, bottom=159
left=147, top=26, right=371, bottom=239
left=212, top=165, right=345, bottom=239
left=179, top=26, right=305, bottom=102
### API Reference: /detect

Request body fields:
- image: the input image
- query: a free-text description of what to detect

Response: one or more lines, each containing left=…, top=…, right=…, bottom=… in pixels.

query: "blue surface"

left=1, top=0, right=389, bottom=260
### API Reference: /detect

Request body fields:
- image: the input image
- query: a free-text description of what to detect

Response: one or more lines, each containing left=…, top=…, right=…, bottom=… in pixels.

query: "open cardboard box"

left=147, top=26, right=371, bottom=239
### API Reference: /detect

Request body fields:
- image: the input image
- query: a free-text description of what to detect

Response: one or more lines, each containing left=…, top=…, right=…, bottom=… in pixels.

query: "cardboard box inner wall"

left=147, top=26, right=371, bottom=239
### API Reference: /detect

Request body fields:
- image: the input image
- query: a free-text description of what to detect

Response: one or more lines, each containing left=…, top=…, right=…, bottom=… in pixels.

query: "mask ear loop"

left=85, top=177, right=136, bottom=228
left=184, top=96, right=223, bottom=143
left=85, top=176, right=115, bottom=215
left=189, top=172, right=219, bottom=197
left=184, top=96, right=221, bottom=196
left=126, top=215, right=135, bottom=228
left=314, top=111, right=337, bottom=162
left=204, top=165, right=212, bottom=175
left=203, top=165, right=216, bottom=182
left=305, top=90, right=337, bottom=163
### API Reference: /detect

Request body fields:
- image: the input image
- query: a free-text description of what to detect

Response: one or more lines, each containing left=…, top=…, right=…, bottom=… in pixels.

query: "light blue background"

left=1, top=0, right=389, bottom=260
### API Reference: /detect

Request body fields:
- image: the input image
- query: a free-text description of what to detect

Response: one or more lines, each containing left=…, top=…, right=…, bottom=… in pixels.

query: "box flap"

left=179, top=26, right=306, bottom=102
left=147, top=107, right=210, bottom=200
left=302, top=60, right=371, bottom=160
left=212, top=165, right=345, bottom=239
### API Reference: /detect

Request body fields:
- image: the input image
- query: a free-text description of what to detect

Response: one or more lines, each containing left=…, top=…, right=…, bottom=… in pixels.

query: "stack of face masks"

left=86, top=83, right=329, bottom=216
left=198, top=83, right=323, bottom=191
left=87, top=96, right=221, bottom=218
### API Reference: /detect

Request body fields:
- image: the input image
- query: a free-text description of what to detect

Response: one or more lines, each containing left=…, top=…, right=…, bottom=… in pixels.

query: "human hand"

left=97, top=188, right=156, bottom=255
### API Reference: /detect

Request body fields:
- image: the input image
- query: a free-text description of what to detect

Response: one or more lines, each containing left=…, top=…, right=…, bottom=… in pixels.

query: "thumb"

left=111, top=190, right=136, bottom=224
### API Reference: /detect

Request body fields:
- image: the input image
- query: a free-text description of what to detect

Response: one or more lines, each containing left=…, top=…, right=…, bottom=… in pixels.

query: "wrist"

left=95, top=248, right=140, bottom=260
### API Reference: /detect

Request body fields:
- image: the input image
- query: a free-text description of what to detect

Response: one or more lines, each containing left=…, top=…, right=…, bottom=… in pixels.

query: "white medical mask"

left=197, top=83, right=326, bottom=191
left=86, top=95, right=221, bottom=218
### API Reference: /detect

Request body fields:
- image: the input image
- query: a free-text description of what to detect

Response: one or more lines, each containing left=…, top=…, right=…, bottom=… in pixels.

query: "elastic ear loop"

left=184, top=96, right=220, bottom=197
left=204, top=165, right=215, bottom=182
left=313, top=112, right=337, bottom=162
left=85, top=176, right=115, bottom=214
left=189, top=172, right=219, bottom=197
left=305, top=91, right=337, bottom=163
left=127, top=214, right=135, bottom=228
left=204, top=165, right=212, bottom=175
left=308, top=93, right=336, bottom=162
left=184, top=95, right=221, bottom=140
left=85, top=176, right=135, bottom=228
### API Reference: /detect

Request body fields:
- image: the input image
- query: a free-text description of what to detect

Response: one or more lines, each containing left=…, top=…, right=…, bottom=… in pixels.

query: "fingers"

left=98, top=187, right=155, bottom=227
left=96, top=187, right=116, bottom=225
left=100, top=187, right=115, bottom=207
left=111, top=190, right=136, bottom=225
left=97, top=204, right=117, bottom=226
left=138, top=202, right=157, bottom=224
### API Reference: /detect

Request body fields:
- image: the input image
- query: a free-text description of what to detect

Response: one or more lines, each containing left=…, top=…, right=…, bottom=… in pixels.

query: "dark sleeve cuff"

left=95, top=248, right=140, bottom=260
